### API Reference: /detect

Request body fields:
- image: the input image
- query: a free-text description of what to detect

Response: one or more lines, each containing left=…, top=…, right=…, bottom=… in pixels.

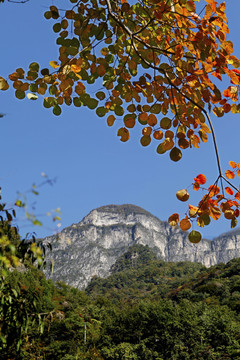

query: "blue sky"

left=1, top=0, right=240, bottom=240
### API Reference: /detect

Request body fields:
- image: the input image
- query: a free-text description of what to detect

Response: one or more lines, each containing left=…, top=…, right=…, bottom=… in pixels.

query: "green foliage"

left=110, top=244, right=157, bottom=273
left=2, top=248, right=240, bottom=359
left=0, top=187, right=55, bottom=357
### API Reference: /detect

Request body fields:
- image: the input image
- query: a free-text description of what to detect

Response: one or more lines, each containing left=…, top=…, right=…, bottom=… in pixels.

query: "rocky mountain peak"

left=44, top=204, right=240, bottom=289
left=81, top=204, right=159, bottom=228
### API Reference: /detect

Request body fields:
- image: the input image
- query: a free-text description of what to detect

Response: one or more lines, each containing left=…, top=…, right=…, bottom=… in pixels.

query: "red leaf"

left=235, top=192, right=240, bottom=201
left=232, top=69, right=240, bottom=75
left=225, top=187, right=234, bottom=196
left=194, top=174, right=207, bottom=185
left=235, top=209, right=240, bottom=217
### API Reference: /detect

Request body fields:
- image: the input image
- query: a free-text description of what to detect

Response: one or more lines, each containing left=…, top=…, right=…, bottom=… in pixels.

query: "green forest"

left=2, top=243, right=240, bottom=359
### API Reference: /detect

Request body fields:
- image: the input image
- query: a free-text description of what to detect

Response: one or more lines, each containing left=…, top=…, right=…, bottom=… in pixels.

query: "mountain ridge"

left=44, top=204, right=240, bottom=289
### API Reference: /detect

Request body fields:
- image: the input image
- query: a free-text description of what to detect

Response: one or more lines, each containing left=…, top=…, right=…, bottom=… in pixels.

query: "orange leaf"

left=124, top=117, right=136, bottom=128
left=229, top=161, right=237, bottom=169
left=147, top=114, right=157, bottom=127
left=223, top=89, right=231, bottom=97
left=142, top=127, right=152, bottom=136
left=193, top=182, right=200, bottom=191
left=209, top=205, right=221, bottom=220
left=139, top=113, right=148, bottom=122
left=168, top=213, right=179, bottom=227
left=180, top=217, right=191, bottom=231
left=107, top=115, right=115, bottom=127
left=194, top=174, right=207, bottom=185
left=208, top=185, right=220, bottom=197
left=225, top=187, right=234, bottom=196
left=153, top=130, right=163, bottom=140
left=225, top=170, right=235, bottom=179
left=117, top=127, right=130, bottom=142
left=235, top=192, right=240, bottom=201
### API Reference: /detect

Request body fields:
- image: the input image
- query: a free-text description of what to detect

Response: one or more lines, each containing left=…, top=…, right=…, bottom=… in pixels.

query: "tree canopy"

left=1, top=0, right=240, bottom=241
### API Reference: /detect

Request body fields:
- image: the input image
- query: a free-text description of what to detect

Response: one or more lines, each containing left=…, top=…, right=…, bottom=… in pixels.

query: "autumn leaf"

left=194, top=174, right=207, bottom=185
left=107, top=115, right=115, bottom=127
left=208, top=185, right=220, bottom=197
left=180, top=217, right=191, bottom=231
left=168, top=213, right=179, bottom=227
left=209, top=205, right=221, bottom=220
left=235, top=192, right=240, bottom=201
left=225, top=187, right=234, bottom=196
left=225, top=170, right=235, bottom=179
left=229, top=161, right=237, bottom=169
left=188, top=204, right=199, bottom=218
left=224, top=209, right=235, bottom=220
left=49, top=61, right=59, bottom=69
left=117, top=127, right=130, bottom=142
left=176, top=189, right=189, bottom=202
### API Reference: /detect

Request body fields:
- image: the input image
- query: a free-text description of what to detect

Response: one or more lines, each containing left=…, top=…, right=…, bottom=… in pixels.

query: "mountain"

left=44, top=204, right=240, bottom=289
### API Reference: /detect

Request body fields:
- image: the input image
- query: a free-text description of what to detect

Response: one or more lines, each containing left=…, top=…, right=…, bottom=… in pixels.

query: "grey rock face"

left=44, top=204, right=240, bottom=289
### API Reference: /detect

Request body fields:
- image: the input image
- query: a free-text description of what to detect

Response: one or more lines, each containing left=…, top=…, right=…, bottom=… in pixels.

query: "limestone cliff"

left=44, top=204, right=240, bottom=289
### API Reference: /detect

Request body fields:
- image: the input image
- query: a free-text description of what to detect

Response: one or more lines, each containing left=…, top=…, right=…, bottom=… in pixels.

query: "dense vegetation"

left=2, top=245, right=240, bottom=359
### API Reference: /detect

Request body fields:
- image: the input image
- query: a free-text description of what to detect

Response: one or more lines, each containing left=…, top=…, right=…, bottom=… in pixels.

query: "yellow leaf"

left=49, top=61, right=59, bottom=69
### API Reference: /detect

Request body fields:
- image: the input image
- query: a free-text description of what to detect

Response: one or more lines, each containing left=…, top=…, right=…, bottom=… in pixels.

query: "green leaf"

left=188, top=230, right=202, bottom=243
left=201, top=214, right=211, bottom=226
left=15, top=200, right=23, bottom=207
left=96, top=91, right=106, bottom=100
left=44, top=11, right=52, bottom=19
left=53, top=23, right=61, bottom=33
left=150, top=104, right=161, bottom=114
left=231, top=217, right=237, bottom=228
left=29, top=62, right=39, bottom=72
left=87, top=98, right=98, bottom=110
left=41, top=68, right=50, bottom=76
left=15, top=90, right=25, bottom=100
left=170, top=147, right=182, bottom=162
left=114, top=105, right=124, bottom=116
left=73, top=97, right=82, bottom=107
left=53, top=105, right=62, bottom=116
left=156, top=144, right=166, bottom=154
left=96, top=106, right=107, bottom=117
left=30, top=83, right=38, bottom=92
left=33, top=219, right=42, bottom=226
left=160, top=117, right=171, bottom=129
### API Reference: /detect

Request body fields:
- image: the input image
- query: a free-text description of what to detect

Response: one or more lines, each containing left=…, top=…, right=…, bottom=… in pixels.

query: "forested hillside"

left=2, top=245, right=240, bottom=359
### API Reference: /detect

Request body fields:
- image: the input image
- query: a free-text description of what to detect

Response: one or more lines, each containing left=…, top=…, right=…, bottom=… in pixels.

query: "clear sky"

left=0, top=0, right=240, bottom=240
